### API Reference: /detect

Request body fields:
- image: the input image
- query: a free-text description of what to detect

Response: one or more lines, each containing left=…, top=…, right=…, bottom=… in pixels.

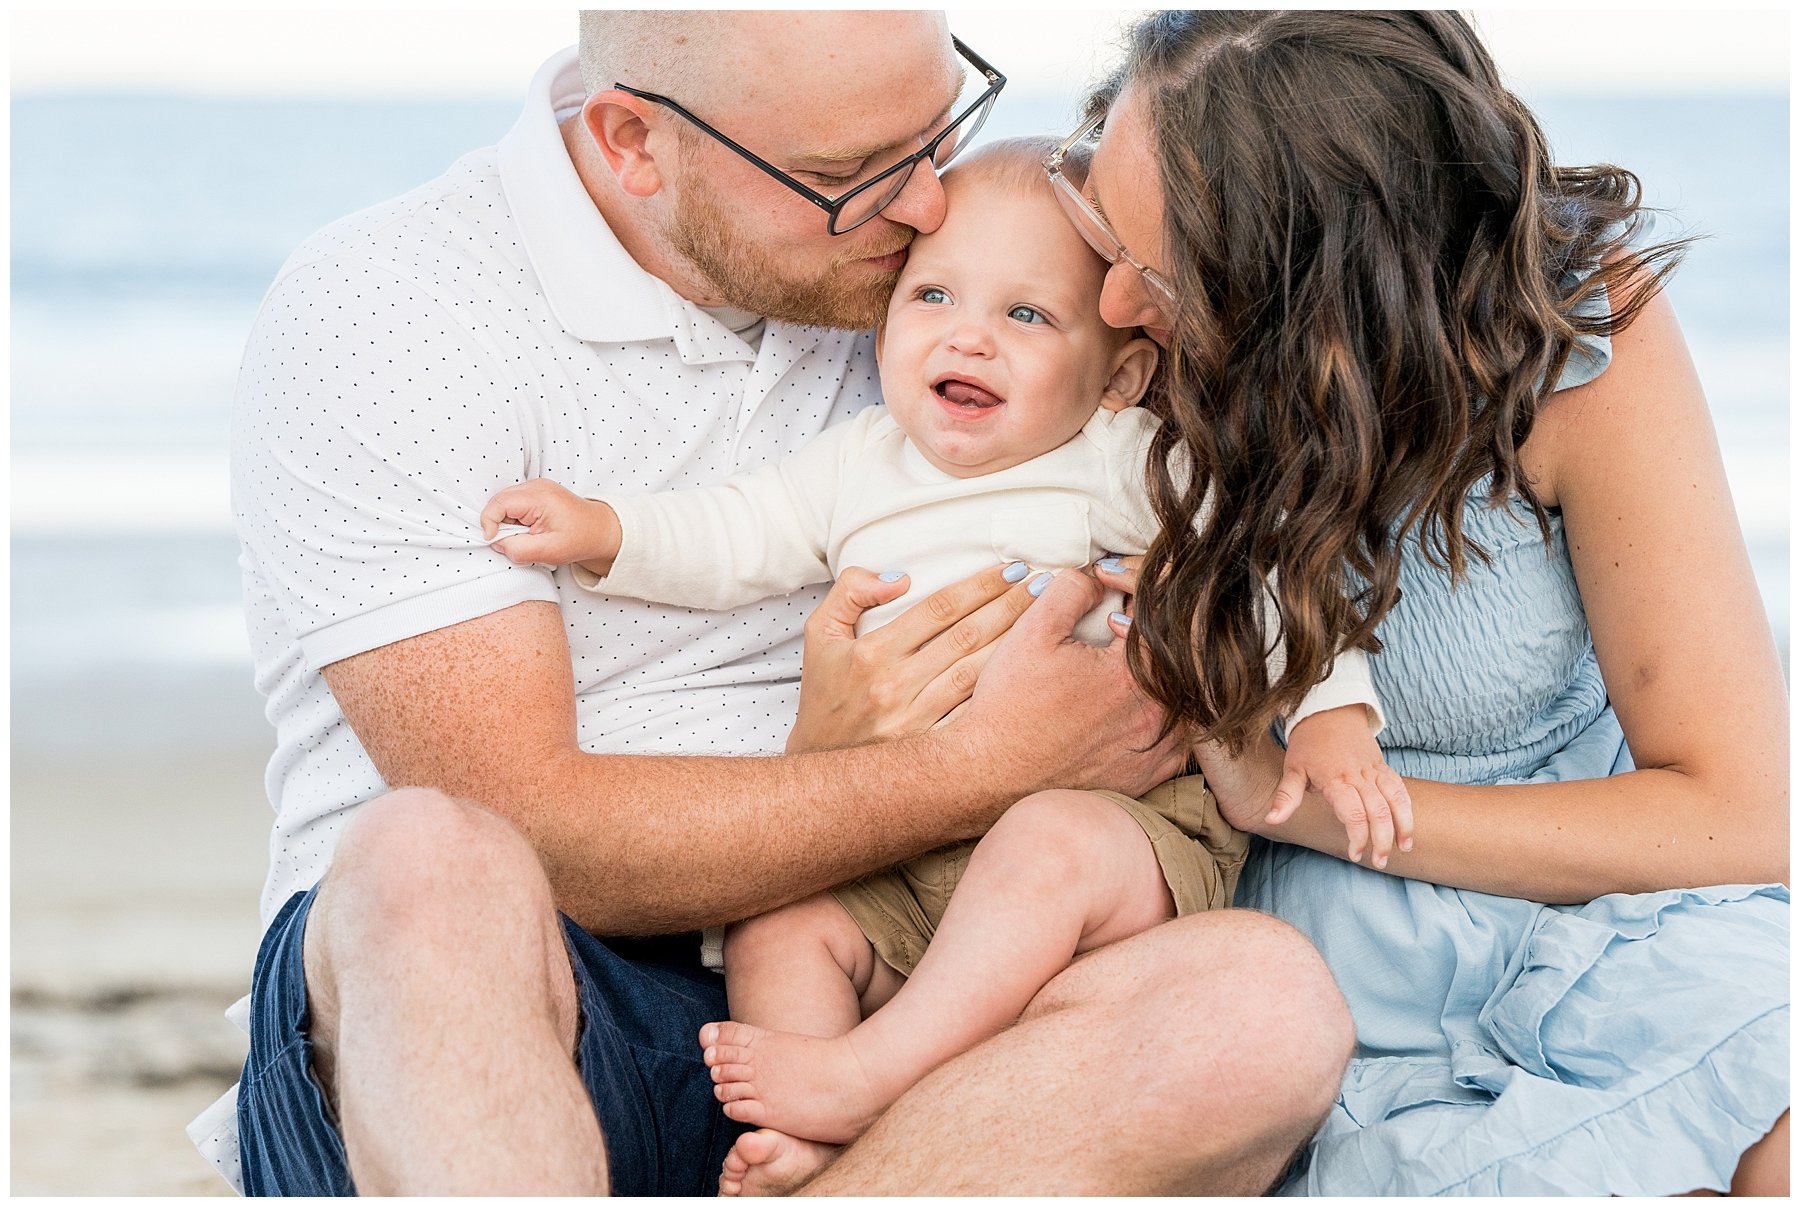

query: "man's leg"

left=804, top=908, right=1353, bottom=1195
left=301, top=787, right=608, bottom=1194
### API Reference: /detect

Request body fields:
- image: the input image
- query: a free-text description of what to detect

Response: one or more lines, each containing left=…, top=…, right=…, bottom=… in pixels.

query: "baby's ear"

left=1098, top=336, right=1160, bottom=412
left=873, top=320, right=887, bottom=365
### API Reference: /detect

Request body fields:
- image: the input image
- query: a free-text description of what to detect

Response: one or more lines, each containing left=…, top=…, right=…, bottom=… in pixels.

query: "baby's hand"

left=1269, top=705, right=1412, bottom=868
left=481, top=479, right=622, bottom=574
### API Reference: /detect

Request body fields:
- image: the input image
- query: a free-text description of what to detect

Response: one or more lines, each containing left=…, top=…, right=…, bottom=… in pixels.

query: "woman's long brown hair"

left=1113, top=10, right=1690, bottom=751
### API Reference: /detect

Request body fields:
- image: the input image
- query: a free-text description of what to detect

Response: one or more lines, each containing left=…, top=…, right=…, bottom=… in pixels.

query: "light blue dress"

left=1238, top=335, right=1790, bottom=1195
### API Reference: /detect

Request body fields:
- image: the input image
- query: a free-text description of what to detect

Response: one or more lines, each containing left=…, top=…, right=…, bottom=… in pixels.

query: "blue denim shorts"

left=236, top=887, right=747, bottom=1195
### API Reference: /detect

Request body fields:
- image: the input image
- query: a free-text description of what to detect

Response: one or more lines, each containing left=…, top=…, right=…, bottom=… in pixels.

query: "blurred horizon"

left=10, top=10, right=1791, bottom=100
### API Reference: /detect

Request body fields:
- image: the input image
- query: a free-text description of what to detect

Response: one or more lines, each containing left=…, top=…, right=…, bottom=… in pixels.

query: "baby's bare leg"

left=723, top=892, right=899, bottom=1036
left=716, top=893, right=900, bottom=1196
left=702, top=791, right=1174, bottom=1145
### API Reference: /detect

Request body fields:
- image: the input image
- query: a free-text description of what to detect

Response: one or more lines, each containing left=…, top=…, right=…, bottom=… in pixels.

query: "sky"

left=10, top=8, right=1792, bottom=100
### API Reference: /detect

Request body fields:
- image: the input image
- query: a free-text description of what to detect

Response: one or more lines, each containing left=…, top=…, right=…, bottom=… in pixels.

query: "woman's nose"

left=1099, top=265, right=1165, bottom=334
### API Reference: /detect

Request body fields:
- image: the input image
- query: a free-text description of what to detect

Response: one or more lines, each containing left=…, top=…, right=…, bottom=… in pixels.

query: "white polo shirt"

left=234, top=44, right=879, bottom=923
left=198, top=47, right=879, bottom=1186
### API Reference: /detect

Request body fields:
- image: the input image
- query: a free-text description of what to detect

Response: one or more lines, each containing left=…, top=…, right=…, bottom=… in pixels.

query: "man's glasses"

left=615, top=37, right=1005, bottom=236
left=1044, top=111, right=1178, bottom=311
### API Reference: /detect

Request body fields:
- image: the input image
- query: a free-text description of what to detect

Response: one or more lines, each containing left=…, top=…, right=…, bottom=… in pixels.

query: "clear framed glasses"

left=616, top=37, right=1005, bottom=235
left=1044, top=111, right=1178, bottom=311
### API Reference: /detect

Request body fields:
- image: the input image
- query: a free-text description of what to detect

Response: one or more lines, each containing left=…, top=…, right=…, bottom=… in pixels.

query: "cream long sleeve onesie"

left=575, top=403, right=1382, bottom=732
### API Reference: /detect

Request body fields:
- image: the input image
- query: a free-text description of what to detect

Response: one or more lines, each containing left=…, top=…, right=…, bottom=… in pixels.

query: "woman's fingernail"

left=1027, top=571, right=1055, bottom=597
left=1096, top=556, right=1125, bottom=574
left=879, top=571, right=906, bottom=582
left=1002, top=561, right=1029, bottom=583
left=1110, top=610, right=1132, bottom=629
left=1401, top=839, right=1414, bottom=852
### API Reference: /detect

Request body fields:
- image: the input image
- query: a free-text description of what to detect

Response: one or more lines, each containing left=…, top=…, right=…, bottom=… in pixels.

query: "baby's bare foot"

left=699, top=1021, right=897, bottom=1144
left=719, top=1128, right=839, bottom=1196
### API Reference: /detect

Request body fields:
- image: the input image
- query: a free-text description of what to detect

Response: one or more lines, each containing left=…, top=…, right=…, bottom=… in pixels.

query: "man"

left=200, top=10, right=1352, bottom=1194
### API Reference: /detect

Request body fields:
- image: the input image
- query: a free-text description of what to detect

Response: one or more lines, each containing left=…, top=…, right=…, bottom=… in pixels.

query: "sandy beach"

left=12, top=744, right=270, bottom=1195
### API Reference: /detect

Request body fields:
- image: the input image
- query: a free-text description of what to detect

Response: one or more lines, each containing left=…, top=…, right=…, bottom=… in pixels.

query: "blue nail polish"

left=1002, top=561, right=1029, bottom=583
left=1096, top=556, right=1125, bottom=574
left=1110, top=611, right=1132, bottom=628
left=1027, top=571, right=1054, bottom=597
left=879, top=571, right=906, bottom=582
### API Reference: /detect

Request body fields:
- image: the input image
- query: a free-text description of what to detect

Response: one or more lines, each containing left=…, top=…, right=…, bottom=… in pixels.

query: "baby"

left=483, top=138, right=1407, bottom=1195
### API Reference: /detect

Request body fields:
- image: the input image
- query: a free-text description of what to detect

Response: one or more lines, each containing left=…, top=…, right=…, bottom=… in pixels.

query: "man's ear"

left=581, top=90, right=667, bottom=198
left=1098, top=336, right=1160, bottom=412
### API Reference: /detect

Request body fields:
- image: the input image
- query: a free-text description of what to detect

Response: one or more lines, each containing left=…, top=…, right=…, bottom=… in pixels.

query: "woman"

left=1065, top=9, right=1787, bottom=1196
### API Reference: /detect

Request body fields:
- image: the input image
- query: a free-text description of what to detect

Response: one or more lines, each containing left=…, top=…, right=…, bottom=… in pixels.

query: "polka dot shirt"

left=230, top=48, right=881, bottom=930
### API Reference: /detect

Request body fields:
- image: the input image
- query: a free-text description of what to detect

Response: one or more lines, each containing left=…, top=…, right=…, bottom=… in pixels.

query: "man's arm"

left=323, top=570, right=1184, bottom=935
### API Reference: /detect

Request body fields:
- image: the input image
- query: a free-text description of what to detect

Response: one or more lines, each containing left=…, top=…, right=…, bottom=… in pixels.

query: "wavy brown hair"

left=1108, top=10, right=1690, bottom=751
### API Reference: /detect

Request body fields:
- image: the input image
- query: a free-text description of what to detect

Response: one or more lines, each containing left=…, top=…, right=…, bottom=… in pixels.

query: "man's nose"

left=881, top=159, right=948, bottom=235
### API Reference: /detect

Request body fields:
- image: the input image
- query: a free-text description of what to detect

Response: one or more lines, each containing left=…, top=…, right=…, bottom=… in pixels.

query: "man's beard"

left=664, top=172, right=909, bottom=330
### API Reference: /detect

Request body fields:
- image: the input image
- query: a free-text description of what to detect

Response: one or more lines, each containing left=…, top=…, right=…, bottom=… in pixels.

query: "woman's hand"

left=1092, top=552, right=1144, bottom=618
left=1191, top=735, right=1288, bottom=834
left=787, top=562, right=1037, bottom=752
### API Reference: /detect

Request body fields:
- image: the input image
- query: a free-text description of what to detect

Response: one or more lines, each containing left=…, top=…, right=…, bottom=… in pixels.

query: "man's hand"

left=787, top=562, right=1037, bottom=752
left=950, top=570, right=1189, bottom=799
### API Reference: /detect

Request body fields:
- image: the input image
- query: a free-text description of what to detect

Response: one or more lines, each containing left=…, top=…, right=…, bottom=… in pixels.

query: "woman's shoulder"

left=1527, top=265, right=1691, bottom=507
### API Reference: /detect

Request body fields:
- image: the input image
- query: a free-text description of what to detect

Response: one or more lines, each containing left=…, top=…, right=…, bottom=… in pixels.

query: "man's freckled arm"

left=322, top=600, right=1018, bottom=936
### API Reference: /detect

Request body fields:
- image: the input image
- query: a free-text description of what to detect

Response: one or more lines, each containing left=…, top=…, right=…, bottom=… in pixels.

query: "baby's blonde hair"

left=941, top=133, right=1092, bottom=202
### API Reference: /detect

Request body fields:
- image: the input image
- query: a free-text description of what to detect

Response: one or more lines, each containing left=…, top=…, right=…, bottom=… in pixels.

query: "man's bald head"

left=578, top=11, right=727, bottom=102
left=578, top=10, right=954, bottom=116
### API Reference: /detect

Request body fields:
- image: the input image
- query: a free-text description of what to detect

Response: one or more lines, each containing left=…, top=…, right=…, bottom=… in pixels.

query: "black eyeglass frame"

left=614, top=36, right=1006, bottom=235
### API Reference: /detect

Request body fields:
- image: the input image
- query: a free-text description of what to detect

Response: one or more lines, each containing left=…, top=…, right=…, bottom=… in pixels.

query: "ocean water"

left=10, top=92, right=1788, bottom=755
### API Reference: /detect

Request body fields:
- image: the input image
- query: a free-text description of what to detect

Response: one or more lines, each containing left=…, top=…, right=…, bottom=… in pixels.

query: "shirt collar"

left=497, top=47, right=684, bottom=345
left=497, top=49, right=846, bottom=369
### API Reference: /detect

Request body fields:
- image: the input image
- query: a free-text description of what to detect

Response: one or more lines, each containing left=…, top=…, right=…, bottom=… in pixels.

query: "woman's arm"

left=1110, top=290, right=1788, bottom=903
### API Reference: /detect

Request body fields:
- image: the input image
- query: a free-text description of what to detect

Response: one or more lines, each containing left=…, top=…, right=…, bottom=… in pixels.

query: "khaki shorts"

left=829, top=775, right=1249, bottom=977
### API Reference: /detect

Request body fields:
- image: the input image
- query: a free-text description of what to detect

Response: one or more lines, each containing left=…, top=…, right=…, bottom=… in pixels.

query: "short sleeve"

left=1551, top=209, right=1666, bottom=394
left=230, top=256, right=558, bottom=670
left=1556, top=278, right=1614, bottom=393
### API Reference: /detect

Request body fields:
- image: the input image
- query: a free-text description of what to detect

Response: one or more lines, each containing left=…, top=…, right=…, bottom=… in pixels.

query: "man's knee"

left=323, top=787, right=549, bottom=922
left=1028, top=909, right=1352, bottom=1119
left=1211, top=911, right=1354, bottom=1111
left=303, top=788, right=579, bottom=1076
left=1174, top=910, right=1350, bottom=1061
left=307, top=786, right=566, bottom=998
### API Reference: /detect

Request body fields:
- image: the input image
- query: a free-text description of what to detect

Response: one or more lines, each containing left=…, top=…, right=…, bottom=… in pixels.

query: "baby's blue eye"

left=1008, top=304, right=1047, bottom=324
left=919, top=286, right=950, bottom=304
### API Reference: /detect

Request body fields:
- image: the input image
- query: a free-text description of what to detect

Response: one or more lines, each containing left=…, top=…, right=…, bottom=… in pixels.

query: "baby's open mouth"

left=933, top=377, right=1005, bottom=409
